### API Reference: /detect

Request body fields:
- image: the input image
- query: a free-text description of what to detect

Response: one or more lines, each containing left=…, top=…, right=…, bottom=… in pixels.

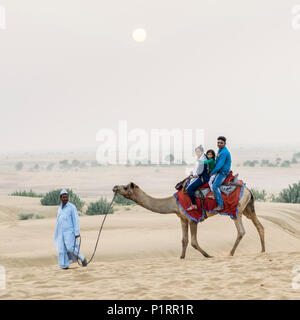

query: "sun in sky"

left=132, top=28, right=147, bottom=42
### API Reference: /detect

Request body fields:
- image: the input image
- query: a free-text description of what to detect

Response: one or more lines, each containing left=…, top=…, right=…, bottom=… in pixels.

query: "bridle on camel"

left=73, top=191, right=117, bottom=267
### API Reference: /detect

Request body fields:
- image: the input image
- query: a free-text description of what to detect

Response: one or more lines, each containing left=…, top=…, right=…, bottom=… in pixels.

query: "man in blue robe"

left=210, top=136, right=232, bottom=211
left=54, top=189, right=87, bottom=269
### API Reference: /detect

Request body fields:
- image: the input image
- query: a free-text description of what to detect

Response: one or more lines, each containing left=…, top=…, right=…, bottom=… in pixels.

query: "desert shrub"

left=40, top=189, right=84, bottom=210
left=86, top=198, right=114, bottom=215
left=293, top=152, right=300, bottom=159
left=91, top=160, right=101, bottom=167
left=250, top=188, right=267, bottom=202
left=71, top=160, right=80, bottom=167
left=270, top=194, right=277, bottom=202
left=272, top=182, right=300, bottom=203
left=280, top=160, right=291, bottom=168
left=15, top=162, right=24, bottom=171
left=59, top=160, right=70, bottom=169
left=114, top=193, right=135, bottom=206
left=79, top=162, right=87, bottom=168
left=46, top=163, right=55, bottom=171
left=34, top=214, right=44, bottom=219
left=125, top=160, right=131, bottom=167
left=291, top=157, right=298, bottom=164
left=243, top=160, right=259, bottom=167
left=18, top=213, right=34, bottom=220
left=260, top=159, right=268, bottom=166
left=11, top=190, right=43, bottom=198
left=165, top=154, right=175, bottom=164
left=18, top=213, right=44, bottom=220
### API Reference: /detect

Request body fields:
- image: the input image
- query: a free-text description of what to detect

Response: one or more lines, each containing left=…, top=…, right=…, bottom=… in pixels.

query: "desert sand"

left=1, top=195, right=300, bottom=299
left=0, top=159, right=300, bottom=300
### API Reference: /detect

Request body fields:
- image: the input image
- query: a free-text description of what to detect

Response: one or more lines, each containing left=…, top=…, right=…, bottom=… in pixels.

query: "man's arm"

left=210, top=152, right=226, bottom=175
left=71, top=206, right=80, bottom=237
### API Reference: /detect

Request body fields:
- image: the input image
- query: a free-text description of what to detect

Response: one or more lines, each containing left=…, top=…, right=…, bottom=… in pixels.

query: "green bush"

left=18, top=213, right=34, bottom=220
left=86, top=198, right=114, bottom=215
left=114, top=193, right=135, bottom=206
left=15, top=162, right=24, bottom=171
left=46, top=163, right=55, bottom=171
left=34, top=214, right=44, bottom=219
left=293, top=152, right=300, bottom=159
left=71, top=160, right=80, bottom=167
left=165, top=154, right=175, bottom=164
left=280, top=160, right=291, bottom=168
left=40, top=189, right=84, bottom=210
left=18, top=213, right=44, bottom=220
left=91, top=160, right=101, bottom=167
left=243, top=160, right=259, bottom=167
left=250, top=188, right=267, bottom=202
left=291, top=157, right=298, bottom=164
left=11, top=190, right=43, bottom=198
left=59, top=160, right=71, bottom=169
left=272, top=182, right=300, bottom=203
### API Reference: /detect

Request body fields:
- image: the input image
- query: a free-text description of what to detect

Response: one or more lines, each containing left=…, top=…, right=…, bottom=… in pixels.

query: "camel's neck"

left=132, top=189, right=178, bottom=214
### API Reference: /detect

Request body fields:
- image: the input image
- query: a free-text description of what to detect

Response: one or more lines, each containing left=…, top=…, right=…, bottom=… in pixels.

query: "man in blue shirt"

left=210, top=136, right=232, bottom=211
left=54, top=189, right=87, bottom=269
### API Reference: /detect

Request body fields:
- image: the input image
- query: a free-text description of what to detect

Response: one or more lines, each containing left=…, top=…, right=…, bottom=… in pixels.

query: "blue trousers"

left=212, top=173, right=227, bottom=208
left=187, top=176, right=209, bottom=205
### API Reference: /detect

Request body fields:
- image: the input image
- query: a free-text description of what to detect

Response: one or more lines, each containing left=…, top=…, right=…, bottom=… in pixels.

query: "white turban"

left=60, top=189, right=69, bottom=196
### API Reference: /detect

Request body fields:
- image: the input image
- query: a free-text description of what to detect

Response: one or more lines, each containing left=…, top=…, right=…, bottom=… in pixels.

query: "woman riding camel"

left=186, top=145, right=210, bottom=211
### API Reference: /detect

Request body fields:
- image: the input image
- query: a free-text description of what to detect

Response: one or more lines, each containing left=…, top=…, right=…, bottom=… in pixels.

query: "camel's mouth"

left=113, top=182, right=137, bottom=197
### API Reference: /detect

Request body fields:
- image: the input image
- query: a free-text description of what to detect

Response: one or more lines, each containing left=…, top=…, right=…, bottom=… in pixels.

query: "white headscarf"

left=60, top=189, right=69, bottom=196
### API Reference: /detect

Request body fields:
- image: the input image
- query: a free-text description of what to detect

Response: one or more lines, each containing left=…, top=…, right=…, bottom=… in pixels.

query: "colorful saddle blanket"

left=173, top=180, right=245, bottom=223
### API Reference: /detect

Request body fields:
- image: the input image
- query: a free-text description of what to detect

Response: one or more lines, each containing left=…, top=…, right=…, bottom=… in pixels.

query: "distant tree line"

left=242, top=152, right=300, bottom=168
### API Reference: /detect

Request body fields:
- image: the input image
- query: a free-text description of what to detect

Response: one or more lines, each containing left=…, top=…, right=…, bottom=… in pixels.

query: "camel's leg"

left=244, top=205, right=265, bottom=253
left=230, top=216, right=246, bottom=256
left=189, top=220, right=212, bottom=258
left=180, top=218, right=189, bottom=259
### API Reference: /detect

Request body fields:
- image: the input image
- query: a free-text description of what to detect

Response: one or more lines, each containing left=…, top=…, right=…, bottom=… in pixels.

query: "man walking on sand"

left=54, top=189, right=87, bottom=269
left=210, top=136, right=232, bottom=211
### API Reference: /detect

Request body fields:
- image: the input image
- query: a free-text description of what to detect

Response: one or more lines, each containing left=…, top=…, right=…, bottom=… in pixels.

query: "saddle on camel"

left=174, top=171, right=245, bottom=223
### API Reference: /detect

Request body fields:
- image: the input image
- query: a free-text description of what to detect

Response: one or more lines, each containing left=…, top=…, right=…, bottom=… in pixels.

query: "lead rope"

left=74, top=191, right=117, bottom=267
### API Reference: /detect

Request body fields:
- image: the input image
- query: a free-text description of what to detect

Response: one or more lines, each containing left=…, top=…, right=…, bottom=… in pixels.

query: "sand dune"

left=1, top=198, right=300, bottom=300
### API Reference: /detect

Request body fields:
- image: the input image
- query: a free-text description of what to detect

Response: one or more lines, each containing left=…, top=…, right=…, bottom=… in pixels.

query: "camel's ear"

left=129, top=182, right=135, bottom=189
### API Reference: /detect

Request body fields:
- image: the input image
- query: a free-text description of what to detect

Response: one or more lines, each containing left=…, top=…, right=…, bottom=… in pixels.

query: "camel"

left=112, top=182, right=265, bottom=258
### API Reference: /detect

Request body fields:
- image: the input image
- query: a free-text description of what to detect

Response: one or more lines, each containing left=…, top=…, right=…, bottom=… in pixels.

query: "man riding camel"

left=210, top=136, right=232, bottom=211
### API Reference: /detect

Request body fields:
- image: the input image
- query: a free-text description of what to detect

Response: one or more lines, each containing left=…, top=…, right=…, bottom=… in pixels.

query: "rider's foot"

left=186, top=205, right=197, bottom=212
left=213, top=206, right=224, bottom=211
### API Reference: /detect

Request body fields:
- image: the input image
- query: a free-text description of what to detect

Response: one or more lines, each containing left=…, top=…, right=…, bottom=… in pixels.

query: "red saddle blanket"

left=199, top=171, right=235, bottom=189
left=174, top=180, right=245, bottom=223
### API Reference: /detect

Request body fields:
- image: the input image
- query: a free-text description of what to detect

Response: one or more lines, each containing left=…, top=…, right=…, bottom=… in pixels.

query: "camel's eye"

left=130, top=182, right=135, bottom=189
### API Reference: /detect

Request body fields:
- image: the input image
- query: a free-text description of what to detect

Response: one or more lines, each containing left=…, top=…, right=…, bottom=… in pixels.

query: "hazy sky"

left=0, top=0, right=300, bottom=152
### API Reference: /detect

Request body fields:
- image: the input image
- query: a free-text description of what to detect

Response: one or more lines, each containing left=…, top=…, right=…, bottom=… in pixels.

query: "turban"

left=60, top=189, right=69, bottom=196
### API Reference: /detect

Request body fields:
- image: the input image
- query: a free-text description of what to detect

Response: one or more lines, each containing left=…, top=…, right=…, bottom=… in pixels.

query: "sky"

left=0, top=0, right=300, bottom=153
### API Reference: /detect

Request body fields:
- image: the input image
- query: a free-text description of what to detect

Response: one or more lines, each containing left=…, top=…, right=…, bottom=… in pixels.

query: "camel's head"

left=113, top=182, right=139, bottom=200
